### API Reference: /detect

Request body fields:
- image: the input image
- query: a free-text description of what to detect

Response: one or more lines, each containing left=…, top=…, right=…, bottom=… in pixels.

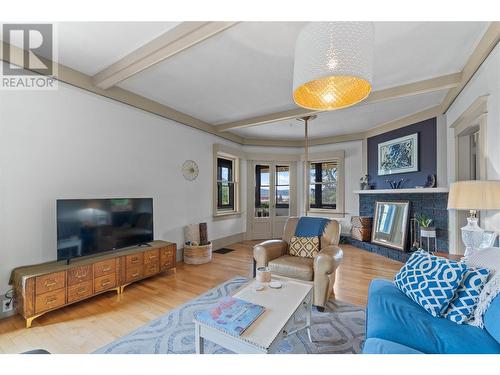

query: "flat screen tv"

left=57, top=198, right=153, bottom=261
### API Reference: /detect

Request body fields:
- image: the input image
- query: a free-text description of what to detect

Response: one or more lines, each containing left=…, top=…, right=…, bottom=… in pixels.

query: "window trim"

left=213, top=145, right=242, bottom=218
left=305, top=151, right=345, bottom=216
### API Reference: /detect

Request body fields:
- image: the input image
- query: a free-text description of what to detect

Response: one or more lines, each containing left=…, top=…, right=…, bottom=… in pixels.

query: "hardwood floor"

left=0, top=242, right=402, bottom=354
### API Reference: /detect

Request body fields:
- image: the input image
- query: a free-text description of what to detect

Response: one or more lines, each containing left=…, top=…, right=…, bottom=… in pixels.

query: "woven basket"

left=352, top=226, right=372, bottom=242
left=351, top=216, right=373, bottom=228
left=184, top=243, right=212, bottom=265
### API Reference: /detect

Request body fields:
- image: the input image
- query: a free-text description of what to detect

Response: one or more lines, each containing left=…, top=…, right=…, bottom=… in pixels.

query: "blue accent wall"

left=367, top=118, right=437, bottom=189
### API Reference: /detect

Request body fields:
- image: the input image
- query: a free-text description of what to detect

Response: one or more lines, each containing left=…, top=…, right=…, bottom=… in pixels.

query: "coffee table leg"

left=195, top=323, right=204, bottom=354
left=306, top=294, right=313, bottom=343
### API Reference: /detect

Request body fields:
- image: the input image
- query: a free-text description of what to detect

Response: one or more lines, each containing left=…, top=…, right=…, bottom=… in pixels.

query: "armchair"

left=253, top=217, right=343, bottom=310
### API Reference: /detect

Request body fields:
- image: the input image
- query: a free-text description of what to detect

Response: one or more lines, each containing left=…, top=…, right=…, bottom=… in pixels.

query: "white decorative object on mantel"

left=353, top=187, right=449, bottom=194
left=182, top=160, right=199, bottom=181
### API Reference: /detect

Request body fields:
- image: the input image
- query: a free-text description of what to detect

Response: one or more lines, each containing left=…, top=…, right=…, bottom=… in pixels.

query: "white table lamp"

left=447, top=180, right=500, bottom=257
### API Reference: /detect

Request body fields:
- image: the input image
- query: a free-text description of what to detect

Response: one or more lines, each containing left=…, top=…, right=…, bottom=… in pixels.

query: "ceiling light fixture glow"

left=293, top=22, right=374, bottom=111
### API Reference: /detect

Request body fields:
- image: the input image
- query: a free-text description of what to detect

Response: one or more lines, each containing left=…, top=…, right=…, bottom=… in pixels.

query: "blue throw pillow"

left=444, top=267, right=491, bottom=324
left=394, top=250, right=467, bottom=317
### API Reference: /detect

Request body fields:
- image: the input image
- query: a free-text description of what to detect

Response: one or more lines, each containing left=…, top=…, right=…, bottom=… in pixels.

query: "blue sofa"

left=363, top=279, right=500, bottom=354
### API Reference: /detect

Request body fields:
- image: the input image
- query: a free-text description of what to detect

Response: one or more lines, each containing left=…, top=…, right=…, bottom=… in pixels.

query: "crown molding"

left=440, top=22, right=500, bottom=114
left=92, top=22, right=238, bottom=89
left=216, top=73, right=461, bottom=132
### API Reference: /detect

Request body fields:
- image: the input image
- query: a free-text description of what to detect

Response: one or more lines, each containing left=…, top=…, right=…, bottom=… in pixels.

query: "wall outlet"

left=2, top=299, right=13, bottom=313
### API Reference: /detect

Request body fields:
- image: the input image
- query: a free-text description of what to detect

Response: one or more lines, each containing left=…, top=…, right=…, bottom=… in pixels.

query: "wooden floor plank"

left=0, top=242, right=402, bottom=354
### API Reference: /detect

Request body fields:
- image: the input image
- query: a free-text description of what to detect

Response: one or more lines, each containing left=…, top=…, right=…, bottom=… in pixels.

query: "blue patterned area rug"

left=94, top=276, right=365, bottom=354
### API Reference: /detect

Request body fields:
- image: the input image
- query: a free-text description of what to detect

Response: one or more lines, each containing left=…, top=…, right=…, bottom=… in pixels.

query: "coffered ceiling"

left=1, top=21, right=496, bottom=144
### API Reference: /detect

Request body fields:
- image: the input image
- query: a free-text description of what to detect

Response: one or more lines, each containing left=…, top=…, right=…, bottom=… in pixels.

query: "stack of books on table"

left=194, top=296, right=265, bottom=336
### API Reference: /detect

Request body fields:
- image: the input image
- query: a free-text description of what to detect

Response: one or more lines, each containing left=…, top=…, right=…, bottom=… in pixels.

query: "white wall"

left=0, top=81, right=245, bottom=293
left=446, top=43, right=500, bottom=251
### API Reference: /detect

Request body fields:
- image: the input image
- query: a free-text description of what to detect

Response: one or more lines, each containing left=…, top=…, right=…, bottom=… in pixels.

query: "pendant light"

left=293, top=22, right=374, bottom=111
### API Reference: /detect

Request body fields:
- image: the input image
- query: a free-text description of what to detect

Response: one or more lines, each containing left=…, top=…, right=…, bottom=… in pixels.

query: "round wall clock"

left=182, top=160, right=199, bottom=181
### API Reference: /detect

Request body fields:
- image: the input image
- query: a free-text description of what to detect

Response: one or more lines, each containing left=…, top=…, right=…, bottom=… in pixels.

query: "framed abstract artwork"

left=378, top=133, right=418, bottom=176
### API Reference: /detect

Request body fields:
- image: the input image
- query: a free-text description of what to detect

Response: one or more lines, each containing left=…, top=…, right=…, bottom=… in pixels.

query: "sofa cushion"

left=444, top=267, right=490, bottom=324
left=367, top=279, right=500, bottom=354
left=394, top=250, right=467, bottom=317
left=362, top=338, right=423, bottom=354
left=484, top=293, right=500, bottom=343
left=268, top=255, right=313, bottom=281
left=289, top=236, right=319, bottom=258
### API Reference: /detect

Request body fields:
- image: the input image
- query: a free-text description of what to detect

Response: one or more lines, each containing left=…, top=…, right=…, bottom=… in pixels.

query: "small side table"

left=420, top=227, right=437, bottom=252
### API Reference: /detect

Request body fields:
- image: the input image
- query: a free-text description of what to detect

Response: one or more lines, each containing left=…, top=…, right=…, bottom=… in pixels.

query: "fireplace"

left=349, top=188, right=449, bottom=262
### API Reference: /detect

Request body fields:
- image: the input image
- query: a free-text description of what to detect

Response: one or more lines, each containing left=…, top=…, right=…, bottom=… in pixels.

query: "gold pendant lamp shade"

left=293, top=22, right=374, bottom=110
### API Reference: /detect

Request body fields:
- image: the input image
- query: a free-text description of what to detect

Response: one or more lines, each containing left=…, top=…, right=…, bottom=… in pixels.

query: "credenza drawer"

left=160, top=247, right=175, bottom=270
left=144, top=262, right=159, bottom=277
left=126, top=253, right=144, bottom=267
left=125, top=265, right=143, bottom=283
left=35, top=272, right=66, bottom=295
left=35, top=289, right=66, bottom=314
left=67, top=281, right=93, bottom=303
left=94, top=274, right=116, bottom=293
left=67, top=265, right=92, bottom=286
left=94, top=259, right=116, bottom=278
left=144, top=249, right=159, bottom=264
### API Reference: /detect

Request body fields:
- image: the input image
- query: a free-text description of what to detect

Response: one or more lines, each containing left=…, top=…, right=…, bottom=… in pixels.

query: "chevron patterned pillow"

left=444, top=267, right=491, bottom=324
left=289, top=236, right=320, bottom=258
left=394, top=250, right=468, bottom=317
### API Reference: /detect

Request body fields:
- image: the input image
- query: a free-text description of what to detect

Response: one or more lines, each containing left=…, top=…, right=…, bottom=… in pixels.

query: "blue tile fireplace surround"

left=346, top=192, right=449, bottom=262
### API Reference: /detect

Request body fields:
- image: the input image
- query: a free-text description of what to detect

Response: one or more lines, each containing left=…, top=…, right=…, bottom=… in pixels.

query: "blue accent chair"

left=363, top=279, right=500, bottom=354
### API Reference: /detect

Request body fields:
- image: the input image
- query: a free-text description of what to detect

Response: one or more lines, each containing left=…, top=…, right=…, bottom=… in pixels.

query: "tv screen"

left=57, top=198, right=153, bottom=261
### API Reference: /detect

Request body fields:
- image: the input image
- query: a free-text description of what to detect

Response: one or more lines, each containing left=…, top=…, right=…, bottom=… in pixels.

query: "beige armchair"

left=253, top=217, right=343, bottom=310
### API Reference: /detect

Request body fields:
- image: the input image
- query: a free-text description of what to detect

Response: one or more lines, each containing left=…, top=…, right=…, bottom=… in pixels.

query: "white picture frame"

left=378, top=133, right=418, bottom=176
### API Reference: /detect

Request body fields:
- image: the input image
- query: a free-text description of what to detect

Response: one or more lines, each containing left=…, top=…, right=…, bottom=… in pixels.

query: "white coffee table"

left=193, top=276, right=313, bottom=354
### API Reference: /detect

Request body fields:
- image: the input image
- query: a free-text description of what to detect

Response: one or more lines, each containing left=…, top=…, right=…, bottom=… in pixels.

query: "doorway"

left=248, top=161, right=297, bottom=239
left=452, top=96, right=487, bottom=254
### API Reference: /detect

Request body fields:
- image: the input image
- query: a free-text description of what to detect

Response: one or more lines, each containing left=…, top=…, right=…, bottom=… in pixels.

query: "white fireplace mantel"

left=353, top=187, right=449, bottom=194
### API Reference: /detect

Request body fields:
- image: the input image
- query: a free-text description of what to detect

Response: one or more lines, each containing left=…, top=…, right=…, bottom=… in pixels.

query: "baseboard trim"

left=179, top=232, right=245, bottom=261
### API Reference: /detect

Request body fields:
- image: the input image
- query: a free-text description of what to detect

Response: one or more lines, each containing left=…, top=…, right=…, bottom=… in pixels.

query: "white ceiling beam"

left=216, top=73, right=461, bottom=132
left=92, top=21, right=238, bottom=90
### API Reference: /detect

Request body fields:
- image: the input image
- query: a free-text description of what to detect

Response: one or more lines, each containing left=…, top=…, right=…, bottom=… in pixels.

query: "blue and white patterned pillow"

left=394, top=250, right=467, bottom=317
left=444, top=267, right=490, bottom=324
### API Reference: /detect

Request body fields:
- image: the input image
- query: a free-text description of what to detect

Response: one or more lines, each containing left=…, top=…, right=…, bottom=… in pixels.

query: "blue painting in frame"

left=377, top=133, right=418, bottom=175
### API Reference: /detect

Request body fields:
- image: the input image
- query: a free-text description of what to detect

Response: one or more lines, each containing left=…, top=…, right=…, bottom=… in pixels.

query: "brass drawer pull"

left=149, top=255, right=156, bottom=259
left=101, top=280, right=111, bottom=287
left=102, top=265, right=111, bottom=272
left=132, top=272, right=139, bottom=278
left=131, top=257, right=139, bottom=263
left=44, top=280, right=57, bottom=287
left=76, top=287, right=87, bottom=295
left=45, top=297, right=57, bottom=305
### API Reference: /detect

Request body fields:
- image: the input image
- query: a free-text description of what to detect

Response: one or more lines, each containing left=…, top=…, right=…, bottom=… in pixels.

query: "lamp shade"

left=447, top=180, right=500, bottom=210
left=293, top=22, right=374, bottom=111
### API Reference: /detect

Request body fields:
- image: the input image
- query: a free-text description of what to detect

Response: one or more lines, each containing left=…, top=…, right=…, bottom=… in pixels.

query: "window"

left=309, top=161, right=338, bottom=209
left=217, top=157, right=235, bottom=211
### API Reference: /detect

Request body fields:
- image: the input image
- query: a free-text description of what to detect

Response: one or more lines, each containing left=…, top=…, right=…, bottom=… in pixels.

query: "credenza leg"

left=25, top=313, right=43, bottom=328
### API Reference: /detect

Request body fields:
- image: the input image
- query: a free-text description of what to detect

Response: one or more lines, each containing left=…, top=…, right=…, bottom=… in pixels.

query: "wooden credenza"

left=12, top=240, right=176, bottom=328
